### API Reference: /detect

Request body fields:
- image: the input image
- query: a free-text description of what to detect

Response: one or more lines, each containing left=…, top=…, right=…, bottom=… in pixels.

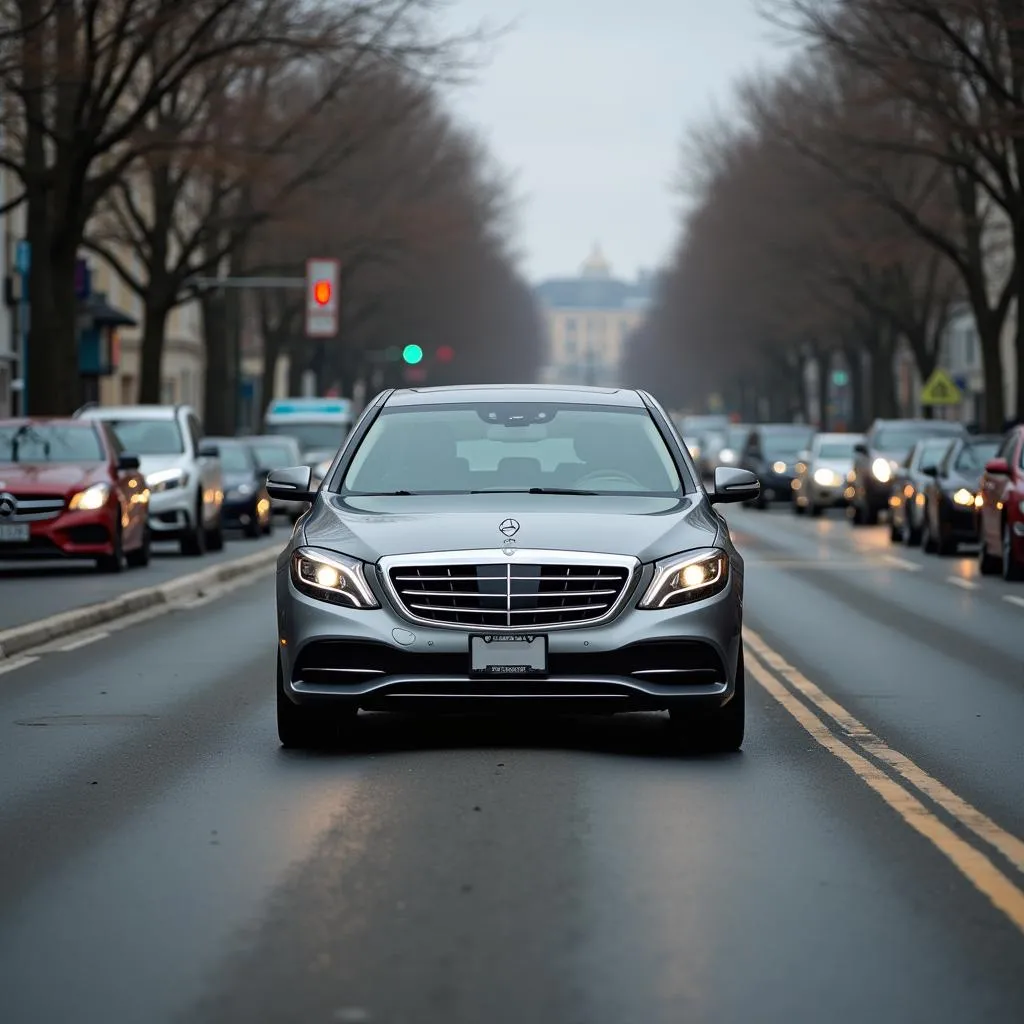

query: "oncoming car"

left=270, top=385, right=760, bottom=752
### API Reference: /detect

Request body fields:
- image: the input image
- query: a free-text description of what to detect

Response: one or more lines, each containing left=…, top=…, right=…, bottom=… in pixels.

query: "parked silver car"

left=270, top=385, right=759, bottom=751
left=792, top=432, right=865, bottom=516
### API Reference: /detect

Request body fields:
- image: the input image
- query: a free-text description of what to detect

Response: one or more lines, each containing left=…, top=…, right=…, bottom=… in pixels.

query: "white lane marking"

left=881, top=554, right=923, bottom=571
left=1003, top=595, right=1024, bottom=609
left=947, top=577, right=979, bottom=591
left=0, top=655, right=38, bottom=676
left=56, top=632, right=109, bottom=652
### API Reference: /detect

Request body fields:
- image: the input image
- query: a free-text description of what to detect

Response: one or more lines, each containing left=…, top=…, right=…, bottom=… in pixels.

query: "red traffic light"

left=313, top=280, right=332, bottom=306
left=436, top=345, right=454, bottom=363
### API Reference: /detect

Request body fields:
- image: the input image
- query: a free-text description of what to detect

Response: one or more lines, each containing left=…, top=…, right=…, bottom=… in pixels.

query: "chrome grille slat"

left=1, top=494, right=66, bottom=523
left=382, top=548, right=638, bottom=631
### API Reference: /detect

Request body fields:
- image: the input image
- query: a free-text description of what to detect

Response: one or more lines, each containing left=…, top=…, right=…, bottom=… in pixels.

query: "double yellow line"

left=745, top=629, right=1024, bottom=934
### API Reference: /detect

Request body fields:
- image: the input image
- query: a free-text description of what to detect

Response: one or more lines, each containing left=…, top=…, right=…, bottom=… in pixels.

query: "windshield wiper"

left=469, top=487, right=599, bottom=496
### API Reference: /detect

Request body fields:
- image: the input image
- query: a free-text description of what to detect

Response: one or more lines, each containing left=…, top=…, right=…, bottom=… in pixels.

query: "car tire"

left=97, top=524, right=125, bottom=573
left=669, top=648, right=744, bottom=753
left=126, top=525, right=151, bottom=568
left=793, top=499, right=805, bottom=516
left=1002, top=521, right=1024, bottom=581
left=851, top=501, right=865, bottom=526
left=979, top=535, right=1001, bottom=575
left=903, top=513, right=921, bottom=547
left=277, top=662, right=355, bottom=749
left=889, top=519, right=901, bottom=543
left=181, top=495, right=207, bottom=557
left=935, top=516, right=956, bottom=556
left=809, top=503, right=823, bottom=518
left=244, top=512, right=261, bottom=539
left=206, top=514, right=225, bottom=552
left=922, top=514, right=938, bottom=554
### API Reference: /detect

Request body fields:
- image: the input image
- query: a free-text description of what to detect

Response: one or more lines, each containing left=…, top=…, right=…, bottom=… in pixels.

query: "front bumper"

left=0, top=507, right=116, bottom=560
left=936, top=499, right=979, bottom=541
left=277, top=566, right=742, bottom=715
left=146, top=485, right=196, bottom=539
left=759, top=472, right=796, bottom=501
left=222, top=494, right=263, bottom=529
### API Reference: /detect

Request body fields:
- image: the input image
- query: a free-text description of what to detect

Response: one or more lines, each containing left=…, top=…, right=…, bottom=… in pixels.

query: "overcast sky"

left=441, top=0, right=792, bottom=285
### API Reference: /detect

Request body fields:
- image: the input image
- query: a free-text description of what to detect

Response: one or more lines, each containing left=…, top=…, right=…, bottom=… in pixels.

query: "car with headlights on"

left=918, top=434, right=1001, bottom=555
left=269, top=385, right=759, bottom=752
left=75, top=404, right=224, bottom=555
left=738, top=423, right=815, bottom=509
left=0, top=418, right=150, bottom=572
left=791, top=432, right=863, bottom=516
left=977, top=425, right=1024, bottom=580
left=207, top=437, right=273, bottom=538
left=887, top=436, right=959, bottom=545
left=245, top=435, right=306, bottom=521
left=849, top=419, right=965, bottom=526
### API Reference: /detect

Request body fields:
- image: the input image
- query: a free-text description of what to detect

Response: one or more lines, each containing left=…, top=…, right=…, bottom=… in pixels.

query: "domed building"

left=534, top=245, right=653, bottom=386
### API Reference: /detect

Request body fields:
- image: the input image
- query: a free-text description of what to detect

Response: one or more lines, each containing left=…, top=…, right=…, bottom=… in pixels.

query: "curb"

left=0, top=545, right=281, bottom=661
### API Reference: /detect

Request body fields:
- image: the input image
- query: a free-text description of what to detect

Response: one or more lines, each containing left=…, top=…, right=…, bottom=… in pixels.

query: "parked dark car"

left=849, top=419, right=965, bottom=526
left=739, top=423, right=815, bottom=508
left=207, top=436, right=273, bottom=538
left=919, top=434, right=1002, bottom=554
left=888, top=436, right=959, bottom=545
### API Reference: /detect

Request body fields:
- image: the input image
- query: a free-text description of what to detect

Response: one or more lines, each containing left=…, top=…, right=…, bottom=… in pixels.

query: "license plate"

left=0, top=523, right=29, bottom=543
left=470, top=634, right=547, bottom=676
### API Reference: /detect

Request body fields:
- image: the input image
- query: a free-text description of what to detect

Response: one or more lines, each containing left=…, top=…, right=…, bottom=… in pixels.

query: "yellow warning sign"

left=920, top=368, right=962, bottom=405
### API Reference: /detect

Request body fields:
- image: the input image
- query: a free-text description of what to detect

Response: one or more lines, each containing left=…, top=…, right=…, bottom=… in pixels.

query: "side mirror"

left=198, top=441, right=220, bottom=459
left=710, top=466, right=760, bottom=505
left=267, top=465, right=317, bottom=503
left=117, top=453, right=141, bottom=472
left=985, top=457, right=1009, bottom=475
left=853, top=443, right=869, bottom=457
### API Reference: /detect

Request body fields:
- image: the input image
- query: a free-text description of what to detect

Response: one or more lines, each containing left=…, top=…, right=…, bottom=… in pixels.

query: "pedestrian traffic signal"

left=436, top=345, right=454, bottom=363
left=402, top=344, right=423, bottom=365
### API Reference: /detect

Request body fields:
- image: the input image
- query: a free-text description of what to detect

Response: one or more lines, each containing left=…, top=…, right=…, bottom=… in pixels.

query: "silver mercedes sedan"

left=268, top=385, right=759, bottom=752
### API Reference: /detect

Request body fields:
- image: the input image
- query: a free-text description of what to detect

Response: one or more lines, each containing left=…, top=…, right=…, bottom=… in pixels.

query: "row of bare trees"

left=627, top=0, right=1024, bottom=432
left=0, top=0, right=542, bottom=430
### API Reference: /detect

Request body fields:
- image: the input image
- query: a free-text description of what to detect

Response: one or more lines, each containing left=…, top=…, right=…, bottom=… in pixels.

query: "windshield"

left=915, top=439, right=953, bottom=468
left=0, top=424, right=104, bottom=463
left=817, top=439, right=860, bottom=459
left=219, top=444, right=253, bottom=473
left=762, top=430, right=813, bottom=458
left=264, top=422, right=347, bottom=453
left=250, top=441, right=298, bottom=468
left=104, top=418, right=184, bottom=455
left=341, top=403, right=685, bottom=495
left=875, top=424, right=961, bottom=454
left=725, top=426, right=749, bottom=448
left=955, top=440, right=1000, bottom=473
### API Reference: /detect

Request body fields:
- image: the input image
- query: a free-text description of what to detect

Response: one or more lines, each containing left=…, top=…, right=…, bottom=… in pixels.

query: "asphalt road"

left=0, top=526, right=285, bottom=632
left=0, top=503, right=1022, bottom=1023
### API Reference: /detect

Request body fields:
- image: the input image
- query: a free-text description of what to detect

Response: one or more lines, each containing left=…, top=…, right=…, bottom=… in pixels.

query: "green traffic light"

left=402, top=344, right=423, bottom=365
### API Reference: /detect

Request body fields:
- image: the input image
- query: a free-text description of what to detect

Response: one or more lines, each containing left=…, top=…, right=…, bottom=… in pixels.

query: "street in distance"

left=269, top=384, right=760, bottom=751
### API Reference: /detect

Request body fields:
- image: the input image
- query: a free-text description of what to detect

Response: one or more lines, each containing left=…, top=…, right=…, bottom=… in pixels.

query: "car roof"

left=385, top=384, right=645, bottom=408
left=79, top=405, right=183, bottom=420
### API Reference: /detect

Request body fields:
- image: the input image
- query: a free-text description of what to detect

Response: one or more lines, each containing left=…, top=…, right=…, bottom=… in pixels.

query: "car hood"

left=301, top=492, right=722, bottom=565
left=224, top=471, right=256, bottom=489
left=811, top=458, right=852, bottom=475
left=138, top=454, right=191, bottom=478
left=0, top=462, right=106, bottom=494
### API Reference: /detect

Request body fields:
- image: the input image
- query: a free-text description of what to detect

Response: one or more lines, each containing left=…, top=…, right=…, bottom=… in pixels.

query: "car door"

left=189, top=413, right=222, bottom=525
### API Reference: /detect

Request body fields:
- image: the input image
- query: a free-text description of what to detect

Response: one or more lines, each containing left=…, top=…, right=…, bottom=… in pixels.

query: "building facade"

left=535, top=246, right=652, bottom=387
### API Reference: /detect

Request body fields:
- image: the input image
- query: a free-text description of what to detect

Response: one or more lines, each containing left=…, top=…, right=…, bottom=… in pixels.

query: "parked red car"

left=977, top=425, right=1024, bottom=580
left=0, top=418, right=150, bottom=572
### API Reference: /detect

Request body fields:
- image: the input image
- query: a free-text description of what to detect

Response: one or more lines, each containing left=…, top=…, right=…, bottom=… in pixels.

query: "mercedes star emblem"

left=0, top=493, right=16, bottom=519
left=499, top=518, right=520, bottom=537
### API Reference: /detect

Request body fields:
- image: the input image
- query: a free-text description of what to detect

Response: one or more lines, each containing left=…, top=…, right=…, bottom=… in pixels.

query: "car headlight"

left=951, top=488, right=975, bottom=507
left=290, top=548, right=380, bottom=608
left=638, top=548, right=729, bottom=609
left=772, top=461, right=787, bottom=474
left=147, top=468, right=190, bottom=492
left=69, top=482, right=111, bottom=510
left=718, top=447, right=736, bottom=464
left=814, top=468, right=841, bottom=487
left=871, top=457, right=893, bottom=483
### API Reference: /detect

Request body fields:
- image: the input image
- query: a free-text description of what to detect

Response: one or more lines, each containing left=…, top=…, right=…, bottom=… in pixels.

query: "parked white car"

left=792, top=432, right=865, bottom=516
left=75, top=404, right=225, bottom=555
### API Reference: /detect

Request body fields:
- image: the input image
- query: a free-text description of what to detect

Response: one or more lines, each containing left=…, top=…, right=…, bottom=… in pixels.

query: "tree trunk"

left=138, top=296, right=170, bottom=404
left=869, top=329, right=898, bottom=420
left=976, top=315, right=1007, bottom=431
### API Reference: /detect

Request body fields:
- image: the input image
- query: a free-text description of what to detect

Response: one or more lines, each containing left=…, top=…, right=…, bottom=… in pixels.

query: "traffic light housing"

left=305, top=258, right=339, bottom=337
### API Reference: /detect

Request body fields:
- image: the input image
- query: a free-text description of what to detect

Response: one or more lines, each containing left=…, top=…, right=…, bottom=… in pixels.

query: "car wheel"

left=809, top=503, right=823, bottom=518
left=862, top=504, right=879, bottom=526
left=96, top=526, right=125, bottom=574
left=922, top=514, right=938, bottom=554
left=181, top=495, right=207, bottom=556
left=244, top=512, right=261, bottom=539
left=1002, top=521, right=1024, bottom=581
left=889, top=517, right=901, bottom=543
left=669, top=648, right=745, bottom=753
left=277, top=661, right=355, bottom=748
left=206, top=513, right=225, bottom=551
left=126, top=525, right=151, bottom=568
left=903, top=512, right=921, bottom=547
left=979, top=533, right=1001, bottom=575
left=793, top=499, right=805, bottom=516
left=935, top=516, right=956, bottom=556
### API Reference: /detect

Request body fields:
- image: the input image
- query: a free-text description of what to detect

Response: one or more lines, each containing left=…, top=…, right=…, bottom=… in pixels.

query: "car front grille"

left=0, top=493, right=66, bottom=522
left=383, top=551, right=638, bottom=630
